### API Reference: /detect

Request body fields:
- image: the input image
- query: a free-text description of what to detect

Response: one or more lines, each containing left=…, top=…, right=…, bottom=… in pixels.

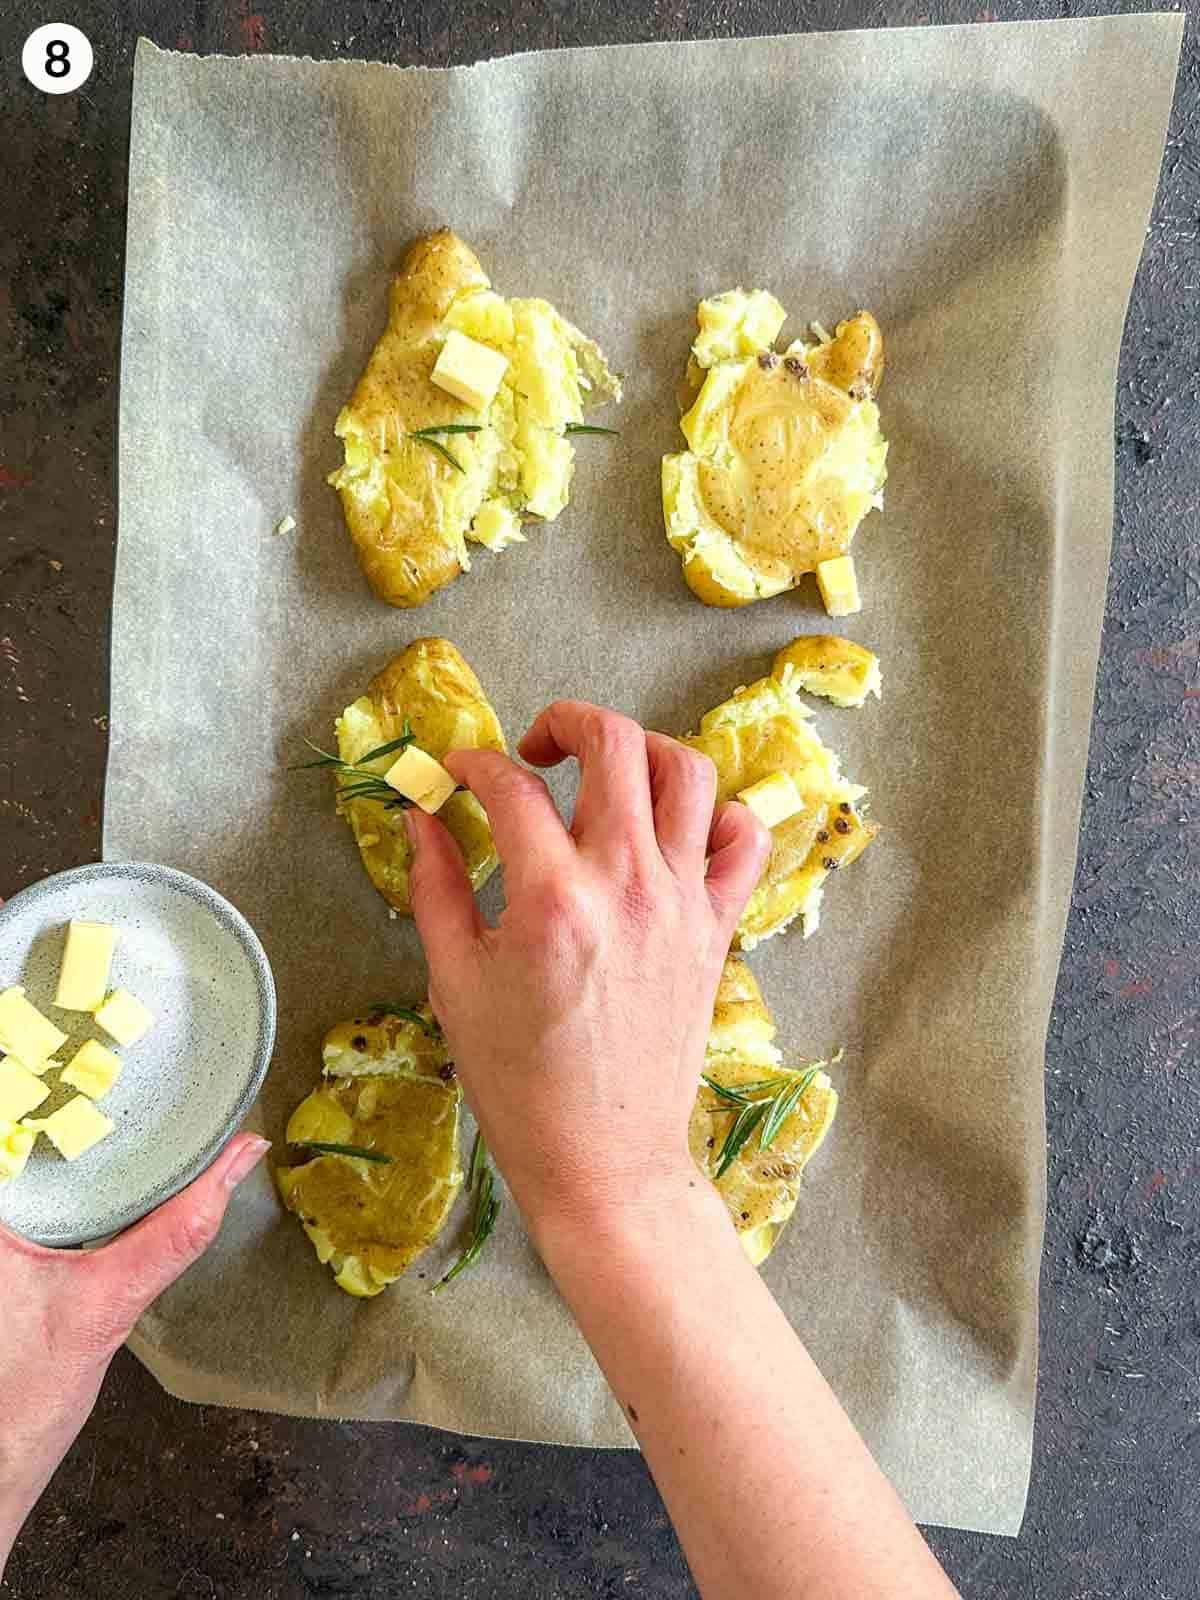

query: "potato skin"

left=806, top=311, right=885, bottom=399
left=772, top=634, right=882, bottom=709
left=335, top=638, right=506, bottom=915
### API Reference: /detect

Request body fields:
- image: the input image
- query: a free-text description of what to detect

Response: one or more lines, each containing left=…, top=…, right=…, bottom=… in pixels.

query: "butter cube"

left=93, top=988, right=155, bottom=1047
left=0, top=1120, right=36, bottom=1186
left=737, top=771, right=804, bottom=829
left=54, top=919, right=118, bottom=1011
left=431, top=329, right=509, bottom=412
left=62, top=1039, right=123, bottom=1101
left=0, top=1058, right=52, bottom=1122
left=816, top=556, right=862, bottom=618
left=26, top=1096, right=114, bottom=1161
left=383, top=746, right=458, bottom=815
left=0, top=987, right=68, bottom=1070
left=470, top=500, right=525, bottom=552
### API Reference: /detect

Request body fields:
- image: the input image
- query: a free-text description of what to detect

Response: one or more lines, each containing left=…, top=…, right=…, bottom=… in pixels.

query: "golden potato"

left=690, top=958, right=838, bottom=1265
left=662, top=292, right=887, bottom=611
left=682, top=671, right=878, bottom=949
left=329, top=229, right=621, bottom=608
left=334, top=638, right=505, bottom=916
left=772, top=634, right=882, bottom=709
left=276, top=1005, right=462, bottom=1297
left=322, top=1003, right=448, bottom=1079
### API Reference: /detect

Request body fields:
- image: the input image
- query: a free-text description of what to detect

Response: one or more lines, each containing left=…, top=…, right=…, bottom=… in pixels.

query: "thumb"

left=97, top=1132, right=270, bottom=1320
left=705, top=801, right=771, bottom=939
left=406, top=810, right=483, bottom=977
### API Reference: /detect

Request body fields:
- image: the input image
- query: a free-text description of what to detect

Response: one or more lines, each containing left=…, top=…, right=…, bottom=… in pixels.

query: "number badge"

left=22, top=23, right=94, bottom=95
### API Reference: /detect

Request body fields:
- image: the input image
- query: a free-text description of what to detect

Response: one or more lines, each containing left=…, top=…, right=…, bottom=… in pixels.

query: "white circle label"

left=22, top=23, right=94, bottom=95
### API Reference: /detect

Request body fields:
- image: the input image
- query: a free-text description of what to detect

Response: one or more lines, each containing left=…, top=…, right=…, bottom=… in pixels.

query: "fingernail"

left=222, top=1135, right=271, bottom=1189
left=404, top=810, right=419, bottom=850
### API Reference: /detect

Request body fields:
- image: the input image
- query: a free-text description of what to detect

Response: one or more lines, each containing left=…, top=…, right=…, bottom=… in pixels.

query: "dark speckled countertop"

left=1, top=3, right=1198, bottom=1596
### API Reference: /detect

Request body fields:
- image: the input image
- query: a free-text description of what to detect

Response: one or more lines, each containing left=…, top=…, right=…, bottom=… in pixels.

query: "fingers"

left=442, top=749, right=574, bottom=885
left=518, top=701, right=654, bottom=851
left=406, top=809, right=486, bottom=969
left=98, top=1133, right=270, bottom=1320
left=645, top=734, right=717, bottom=876
left=705, top=801, right=771, bottom=937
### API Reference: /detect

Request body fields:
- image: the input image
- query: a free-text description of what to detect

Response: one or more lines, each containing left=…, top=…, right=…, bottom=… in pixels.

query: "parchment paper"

left=108, top=19, right=1182, bottom=1534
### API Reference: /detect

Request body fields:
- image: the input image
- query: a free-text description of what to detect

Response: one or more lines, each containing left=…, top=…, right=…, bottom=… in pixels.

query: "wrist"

left=531, top=1169, right=740, bottom=1288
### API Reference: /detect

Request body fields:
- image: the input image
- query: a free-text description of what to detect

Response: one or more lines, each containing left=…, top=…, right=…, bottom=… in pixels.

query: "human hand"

left=405, top=700, right=768, bottom=1250
left=0, top=1133, right=269, bottom=1567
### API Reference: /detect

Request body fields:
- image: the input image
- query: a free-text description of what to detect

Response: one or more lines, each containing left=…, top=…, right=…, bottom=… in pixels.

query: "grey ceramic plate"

left=0, top=862, right=275, bottom=1247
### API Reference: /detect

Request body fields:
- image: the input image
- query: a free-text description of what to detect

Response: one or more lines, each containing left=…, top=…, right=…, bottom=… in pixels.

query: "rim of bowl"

left=0, top=860, right=276, bottom=1247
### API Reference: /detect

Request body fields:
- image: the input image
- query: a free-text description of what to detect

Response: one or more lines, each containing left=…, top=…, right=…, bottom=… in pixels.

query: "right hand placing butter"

left=404, top=699, right=769, bottom=1246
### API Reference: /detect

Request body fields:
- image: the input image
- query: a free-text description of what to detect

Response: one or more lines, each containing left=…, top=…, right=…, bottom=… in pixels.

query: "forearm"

left=538, top=1187, right=958, bottom=1600
left=0, top=1364, right=108, bottom=1580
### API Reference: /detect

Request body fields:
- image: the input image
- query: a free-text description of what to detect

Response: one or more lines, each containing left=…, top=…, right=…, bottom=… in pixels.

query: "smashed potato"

left=690, top=958, right=838, bottom=1265
left=663, top=289, right=887, bottom=610
left=276, top=1005, right=461, bottom=1297
left=683, top=669, right=878, bottom=949
left=772, top=635, right=882, bottom=709
left=329, top=229, right=622, bottom=608
left=335, top=638, right=505, bottom=916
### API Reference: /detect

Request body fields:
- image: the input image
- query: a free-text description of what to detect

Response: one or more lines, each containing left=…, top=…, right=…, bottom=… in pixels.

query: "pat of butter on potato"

left=94, top=988, right=155, bottom=1048
left=0, top=1058, right=52, bottom=1122
left=383, top=746, right=458, bottom=814
left=815, top=555, right=862, bottom=618
left=430, top=329, right=509, bottom=412
left=737, top=771, right=805, bottom=829
left=55, top=919, right=118, bottom=1011
left=26, top=1097, right=115, bottom=1161
left=0, top=987, right=67, bottom=1071
left=0, top=1120, right=36, bottom=1186
left=62, top=1039, right=123, bottom=1101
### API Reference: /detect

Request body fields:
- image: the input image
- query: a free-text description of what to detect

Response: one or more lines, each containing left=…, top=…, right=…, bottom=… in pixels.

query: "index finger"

left=443, top=747, right=575, bottom=885
left=518, top=700, right=654, bottom=851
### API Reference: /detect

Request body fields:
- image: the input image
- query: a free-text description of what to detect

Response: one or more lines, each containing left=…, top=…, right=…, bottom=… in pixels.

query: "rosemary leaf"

left=407, top=426, right=482, bottom=475
left=409, top=433, right=465, bottom=472
left=292, top=1140, right=392, bottom=1165
left=289, top=738, right=344, bottom=770
left=701, top=1074, right=755, bottom=1107
left=758, top=1068, right=820, bottom=1149
left=563, top=423, right=619, bottom=436
left=467, top=1128, right=488, bottom=1188
left=713, top=1101, right=768, bottom=1179
left=355, top=727, right=416, bottom=764
left=435, top=1133, right=500, bottom=1290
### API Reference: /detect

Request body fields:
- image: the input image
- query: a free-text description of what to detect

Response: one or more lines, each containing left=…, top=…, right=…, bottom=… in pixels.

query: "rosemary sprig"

left=292, top=1140, right=393, bottom=1165
left=702, top=1055, right=838, bottom=1178
left=563, top=423, right=619, bottom=436
left=367, top=1003, right=441, bottom=1039
left=291, top=722, right=417, bottom=808
left=435, top=1132, right=500, bottom=1290
left=408, top=423, right=483, bottom=474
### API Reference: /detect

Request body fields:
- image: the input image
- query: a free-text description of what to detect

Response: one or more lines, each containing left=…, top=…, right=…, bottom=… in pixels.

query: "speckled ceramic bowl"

left=0, top=862, right=275, bottom=1247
